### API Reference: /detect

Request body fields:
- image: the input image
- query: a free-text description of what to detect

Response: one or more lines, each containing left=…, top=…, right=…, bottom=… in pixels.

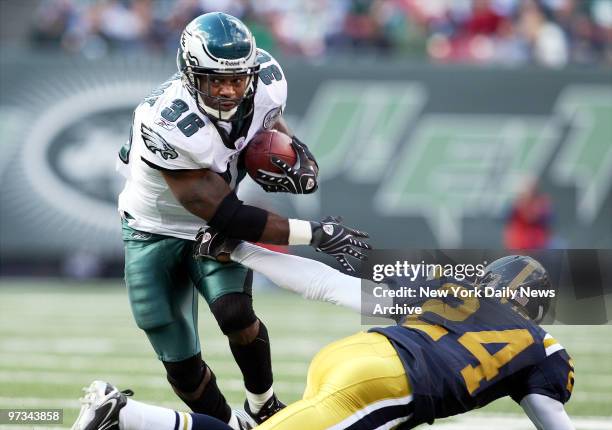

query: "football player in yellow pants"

left=73, top=331, right=411, bottom=430
left=259, top=332, right=411, bottom=429
left=74, top=234, right=575, bottom=430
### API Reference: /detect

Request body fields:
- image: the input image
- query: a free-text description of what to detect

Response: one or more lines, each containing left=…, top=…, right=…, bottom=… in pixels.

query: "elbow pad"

left=208, top=192, right=269, bottom=242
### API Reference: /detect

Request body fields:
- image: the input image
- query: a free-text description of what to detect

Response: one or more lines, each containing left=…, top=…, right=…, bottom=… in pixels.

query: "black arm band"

left=209, top=192, right=269, bottom=242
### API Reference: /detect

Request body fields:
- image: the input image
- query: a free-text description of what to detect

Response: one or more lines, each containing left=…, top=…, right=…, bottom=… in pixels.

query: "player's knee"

left=209, top=292, right=257, bottom=337
left=163, top=353, right=208, bottom=396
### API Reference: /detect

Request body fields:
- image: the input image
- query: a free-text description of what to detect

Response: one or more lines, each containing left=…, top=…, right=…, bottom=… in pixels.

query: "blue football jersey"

left=370, top=278, right=573, bottom=427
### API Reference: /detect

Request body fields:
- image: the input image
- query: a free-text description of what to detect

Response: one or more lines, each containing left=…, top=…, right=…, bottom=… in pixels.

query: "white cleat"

left=72, top=380, right=133, bottom=430
left=232, top=408, right=257, bottom=430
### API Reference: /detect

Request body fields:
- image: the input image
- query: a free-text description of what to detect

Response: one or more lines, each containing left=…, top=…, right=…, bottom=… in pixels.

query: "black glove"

left=310, top=216, right=371, bottom=273
left=256, top=136, right=319, bottom=194
left=194, top=226, right=240, bottom=262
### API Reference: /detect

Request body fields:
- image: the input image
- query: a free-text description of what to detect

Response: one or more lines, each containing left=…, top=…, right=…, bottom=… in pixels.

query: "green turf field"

left=1, top=280, right=611, bottom=429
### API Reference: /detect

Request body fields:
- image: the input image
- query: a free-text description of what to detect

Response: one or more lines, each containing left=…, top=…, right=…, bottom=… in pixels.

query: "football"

left=244, top=129, right=297, bottom=179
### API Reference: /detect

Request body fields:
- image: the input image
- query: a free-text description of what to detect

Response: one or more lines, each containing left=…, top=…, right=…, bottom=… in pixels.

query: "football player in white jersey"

left=115, top=12, right=370, bottom=430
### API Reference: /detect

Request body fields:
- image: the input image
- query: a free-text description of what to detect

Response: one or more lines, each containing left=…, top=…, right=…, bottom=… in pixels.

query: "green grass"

left=1, top=280, right=611, bottom=429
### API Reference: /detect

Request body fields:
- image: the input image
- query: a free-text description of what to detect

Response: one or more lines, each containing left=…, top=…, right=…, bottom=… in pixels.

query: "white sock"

left=119, top=399, right=191, bottom=430
left=246, top=386, right=274, bottom=414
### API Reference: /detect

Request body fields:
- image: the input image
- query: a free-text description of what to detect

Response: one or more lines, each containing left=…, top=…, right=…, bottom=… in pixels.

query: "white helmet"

left=177, top=12, right=259, bottom=121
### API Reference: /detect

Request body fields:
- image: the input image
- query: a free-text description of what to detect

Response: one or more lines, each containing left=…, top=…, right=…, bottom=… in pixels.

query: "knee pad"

left=163, top=353, right=206, bottom=393
left=209, top=292, right=257, bottom=335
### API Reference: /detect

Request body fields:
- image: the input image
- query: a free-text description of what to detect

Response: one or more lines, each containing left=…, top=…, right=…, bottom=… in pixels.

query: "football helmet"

left=177, top=12, right=259, bottom=121
left=475, top=255, right=552, bottom=322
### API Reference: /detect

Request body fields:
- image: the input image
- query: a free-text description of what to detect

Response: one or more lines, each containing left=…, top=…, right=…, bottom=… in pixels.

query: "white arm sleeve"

left=230, top=242, right=392, bottom=314
left=520, top=394, right=574, bottom=430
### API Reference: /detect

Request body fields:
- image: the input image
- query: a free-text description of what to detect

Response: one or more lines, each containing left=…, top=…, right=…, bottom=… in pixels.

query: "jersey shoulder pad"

left=141, top=73, right=182, bottom=108
left=255, top=49, right=287, bottom=108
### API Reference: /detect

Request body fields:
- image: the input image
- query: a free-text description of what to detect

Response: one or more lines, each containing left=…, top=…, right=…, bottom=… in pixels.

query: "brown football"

left=244, top=130, right=297, bottom=179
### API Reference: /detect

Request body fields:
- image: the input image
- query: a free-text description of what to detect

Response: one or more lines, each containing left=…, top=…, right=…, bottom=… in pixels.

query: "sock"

left=119, top=398, right=185, bottom=430
left=229, top=321, right=273, bottom=395
left=167, top=365, right=232, bottom=423
left=246, top=385, right=274, bottom=414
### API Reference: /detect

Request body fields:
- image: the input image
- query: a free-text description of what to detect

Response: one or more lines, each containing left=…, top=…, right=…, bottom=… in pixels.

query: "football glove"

left=310, top=216, right=371, bottom=273
left=194, top=226, right=240, bottom=263
left=255, top=136, right=319, bottom=194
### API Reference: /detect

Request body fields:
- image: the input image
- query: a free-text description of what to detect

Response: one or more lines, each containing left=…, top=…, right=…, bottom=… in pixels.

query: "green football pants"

left=122, top=221, right=252, bottom=362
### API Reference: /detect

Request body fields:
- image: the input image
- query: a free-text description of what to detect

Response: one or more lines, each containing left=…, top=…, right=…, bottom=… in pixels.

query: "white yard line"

left=1, top=370, right=611, bottom=405
left=435, top=413, right=612, bottom=430
left=0, top=338, right=327, bottom=356
left=0, top=353, right=308, bottom=376
left=0, top=371, right=305, bottom=394
left=2, top=354, right=611, bottom=390
left=0, top=401, right=610, bottom=430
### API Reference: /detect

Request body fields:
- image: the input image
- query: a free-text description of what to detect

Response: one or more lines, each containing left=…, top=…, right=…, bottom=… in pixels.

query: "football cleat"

left=231, top=408, right=257, bottom=430
left=244, top=394, right=286, bottom=424
left=72, top=380, right=133, bottom=430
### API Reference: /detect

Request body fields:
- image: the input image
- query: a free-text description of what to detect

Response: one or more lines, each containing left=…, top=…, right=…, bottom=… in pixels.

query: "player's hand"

left=310, top=216, right=371, bottom=273
left=255, top=137, right=319, bottom=194
left=193, top=226, right=240, bottom=263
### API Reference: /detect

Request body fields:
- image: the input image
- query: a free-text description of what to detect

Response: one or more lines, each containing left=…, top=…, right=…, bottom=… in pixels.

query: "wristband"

left=288, top=219, right=313, bottom=245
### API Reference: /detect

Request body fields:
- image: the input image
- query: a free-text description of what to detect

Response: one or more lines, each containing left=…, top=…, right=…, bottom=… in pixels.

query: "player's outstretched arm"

left=520, top=394, right=575, bottom=430
left=163, top=168, right=370, bottom=270
left=162, top=167, right=288, bottom=244
left=230, top=242, right=391, bottom=314
left=231, top=242, right=364, bottom=310
left=195, top=228, right=390, bottom=313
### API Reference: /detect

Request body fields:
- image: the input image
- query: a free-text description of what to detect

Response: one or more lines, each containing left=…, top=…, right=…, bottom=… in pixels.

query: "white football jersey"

left=117, top=49, right=287, bottom=240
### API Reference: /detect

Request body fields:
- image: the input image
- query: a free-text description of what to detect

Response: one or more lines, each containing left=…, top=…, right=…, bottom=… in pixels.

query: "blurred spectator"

left=503, top=178, right=554, bottom=250
left=518, top=0, right=568, bottom=67
left=28, top=0, right=611, bottom=67
left=97, top=0, right=151, bottom=51
left=31, top=0, right=79, bottom=48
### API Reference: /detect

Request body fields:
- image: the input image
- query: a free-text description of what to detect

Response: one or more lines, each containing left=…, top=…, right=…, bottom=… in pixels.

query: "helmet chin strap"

left=200, top=96, right=238, bottom=121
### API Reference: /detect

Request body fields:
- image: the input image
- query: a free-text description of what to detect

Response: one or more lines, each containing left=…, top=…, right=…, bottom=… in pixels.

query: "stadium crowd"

left=32, top=0, right=612, bottom=67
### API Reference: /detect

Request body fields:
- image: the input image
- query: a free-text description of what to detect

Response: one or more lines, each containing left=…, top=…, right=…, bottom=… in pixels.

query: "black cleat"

left=72, top=381, right=133, bottom=430
left=244, top=394, right=286, bottom=424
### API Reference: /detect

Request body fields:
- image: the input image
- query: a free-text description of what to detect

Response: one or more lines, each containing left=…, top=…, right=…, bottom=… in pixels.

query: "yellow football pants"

left=258, top=332, right=413, bottom=430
